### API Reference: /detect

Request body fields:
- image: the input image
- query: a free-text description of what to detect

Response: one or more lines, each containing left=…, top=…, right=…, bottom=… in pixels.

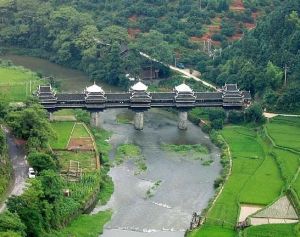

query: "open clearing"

left=0, top=66, right=42, bottom=102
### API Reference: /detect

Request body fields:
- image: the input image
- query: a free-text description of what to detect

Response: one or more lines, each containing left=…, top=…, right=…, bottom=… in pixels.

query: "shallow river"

left=94, top=109, right=221, bottom=237
left=2, top=54, right=221, bottom=237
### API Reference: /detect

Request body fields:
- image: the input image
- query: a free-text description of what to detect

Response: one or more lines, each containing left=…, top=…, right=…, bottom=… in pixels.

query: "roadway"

left=0, top=127, right=28, bottom=212
left=139, top=52, right=217, bottom=90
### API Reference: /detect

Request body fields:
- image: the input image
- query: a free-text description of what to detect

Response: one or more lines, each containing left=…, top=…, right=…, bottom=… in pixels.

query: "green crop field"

left=242, top=223, right=298, bottom=237
left=49, top=122, right=75, bottom=149
left=190, top=121, right=300, bottom=237
left=239, top=155, right=283, bottom=205
left=57, top=151, right=96, bottom=171
left=200, top=126, right=266, bottom=228
left=266, top=116, right=300, bottom=151
left=0, top=66, right=42, bottom=102
left=71, top=123, right=90, bottom=138
left=188, top=226, right=237, bottom=237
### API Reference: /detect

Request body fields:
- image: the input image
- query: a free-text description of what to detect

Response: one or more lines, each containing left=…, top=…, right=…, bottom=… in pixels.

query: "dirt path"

left=264, top=112, right=300, bottom=118
left=0, top=127, right=28, bottom=212
left=139, top=52, right=217, bottom=90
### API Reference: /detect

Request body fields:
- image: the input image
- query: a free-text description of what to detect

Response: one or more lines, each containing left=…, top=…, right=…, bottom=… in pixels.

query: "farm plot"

left=68, top=123, right=94, bottom=151
left=0, top=66, right=42, bottom=102
left=204, top=126, right=265, bottom=228
left=49, top=122, right=75, bottom=149
left=266, top=116, right=300, bottom=152
left=56, top=151, right=96, bottom=172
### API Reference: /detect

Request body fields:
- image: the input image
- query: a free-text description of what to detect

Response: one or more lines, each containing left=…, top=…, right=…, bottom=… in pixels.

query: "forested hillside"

left=0, top=0, right=299, bottom=112
left=203, top=0, right=300, bottom=112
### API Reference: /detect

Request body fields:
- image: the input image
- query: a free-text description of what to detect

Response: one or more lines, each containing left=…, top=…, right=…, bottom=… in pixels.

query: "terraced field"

left=190, top=116, right=300, bottom=237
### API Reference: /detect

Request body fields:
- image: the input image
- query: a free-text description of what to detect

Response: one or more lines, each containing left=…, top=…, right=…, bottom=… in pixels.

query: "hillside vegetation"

left=1, top=1, right=292, bottom=106
left=203, top=1, right=300, bottom=112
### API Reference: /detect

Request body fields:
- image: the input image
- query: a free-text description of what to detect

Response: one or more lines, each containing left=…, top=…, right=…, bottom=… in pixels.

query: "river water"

left=2, top=54, right=221, bottom=237
left=1, top=54, right=119, bottom=92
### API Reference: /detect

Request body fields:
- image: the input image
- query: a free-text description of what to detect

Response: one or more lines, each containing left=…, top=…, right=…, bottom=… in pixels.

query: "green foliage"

left=203, top=1, right=300, bottom=112
left=245, top=103, right=265, bottom=124
left=0, top=130, right=5, bottom=155
left=5, top=103, right=55, bottom=150
left=161, top=144, right=209, bottom=158
left=50, top=211, right=112, bottom=237
left=74, top=109, right=90, bottom=124
left=27, top=152, right=57, bottom=173
left=227, top=110, right=244, bottom=124
left=0, top=211, right=26, bottom=237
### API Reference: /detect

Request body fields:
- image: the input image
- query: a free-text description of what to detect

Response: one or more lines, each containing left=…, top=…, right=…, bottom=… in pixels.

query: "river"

left=1, top=54, right=119, bottom=92
left=2, top=54, right=221, bottom=237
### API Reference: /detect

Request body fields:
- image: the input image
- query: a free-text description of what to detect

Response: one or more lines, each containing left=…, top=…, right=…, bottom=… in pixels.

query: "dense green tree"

left=245, top=103, right=265, bottom=123
left=136, top=30, right=173, bottom=64
left=27, top=152, right=57, bottom=173
left=0, top=211, right=26, bottom=237
left=228, top=110, right=244, bottom=124
left=5, top=104, right=55, bottom=150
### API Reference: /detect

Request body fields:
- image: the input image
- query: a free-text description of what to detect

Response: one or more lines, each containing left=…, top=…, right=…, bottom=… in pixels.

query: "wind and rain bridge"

left=37, top=82, right=251, bottom=130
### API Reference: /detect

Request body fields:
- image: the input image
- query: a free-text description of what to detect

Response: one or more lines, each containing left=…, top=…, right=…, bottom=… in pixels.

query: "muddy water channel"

left=94, top=109, right=221, bottom=237
left=3, top=54, right=222, bottom=237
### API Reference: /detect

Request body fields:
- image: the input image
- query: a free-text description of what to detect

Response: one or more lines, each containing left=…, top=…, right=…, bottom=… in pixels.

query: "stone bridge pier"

left=178, top=111, right=188, bottom=130
left=90, top=111, right=102, bottom=128
left=134, top=111, right=144, bottom=130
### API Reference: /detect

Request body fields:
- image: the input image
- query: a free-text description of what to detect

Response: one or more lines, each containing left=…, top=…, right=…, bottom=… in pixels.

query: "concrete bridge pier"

left=178, top=111, right=188, bottom=130
left=90, top=111, right=102, bottom=128
left=49, top=112, right=54, bottom=121
left=134, top=112, right=144, bottom=130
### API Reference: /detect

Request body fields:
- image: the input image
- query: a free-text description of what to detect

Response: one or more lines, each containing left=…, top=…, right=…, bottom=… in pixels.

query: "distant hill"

left=202, top=0, right=300, bottom=112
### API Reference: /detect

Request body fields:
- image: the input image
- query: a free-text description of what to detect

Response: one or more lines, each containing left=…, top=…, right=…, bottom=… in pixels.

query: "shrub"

left=27, top=152, right=57, bottom=173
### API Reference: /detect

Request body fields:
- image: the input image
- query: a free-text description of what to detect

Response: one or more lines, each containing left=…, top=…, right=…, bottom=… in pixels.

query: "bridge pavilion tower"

left=130, top=81, right=152, bottom=130
left=85, top=83, right=107, bottom=127
left=174, top=83, right=196, bottom=130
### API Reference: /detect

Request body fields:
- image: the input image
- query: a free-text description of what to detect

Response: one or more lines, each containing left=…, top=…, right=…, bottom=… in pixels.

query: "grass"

left=56, top=151, right=96, bottom=171
left=53, top=109, right=74, bottom=116
left=242, top=223, right=298, bottom=237
left=49, top=122, right=74, bottom=149
left=189, top=226, right=237, bottom=237
left=116, top=112, right=133, bottom=124
left=98, top=174, right=114, bottom=205
left=161, top=144, right=209, bottom=160
left=71, top=123, right=90, bottom=138
left=0, top=66, right=41, bottom=102
left=53, top=211, right=112, bottom=237
left=266, top=116, right=300, bottom=152
left=114, top=144, right=147, bottom=174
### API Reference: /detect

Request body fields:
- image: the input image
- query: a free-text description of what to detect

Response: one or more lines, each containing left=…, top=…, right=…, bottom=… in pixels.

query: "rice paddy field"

left=0, top=66, right=42, bottom=102
left=266, top=116, right=300, bottom=152
left=190, top=116, right=300, bottom=237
